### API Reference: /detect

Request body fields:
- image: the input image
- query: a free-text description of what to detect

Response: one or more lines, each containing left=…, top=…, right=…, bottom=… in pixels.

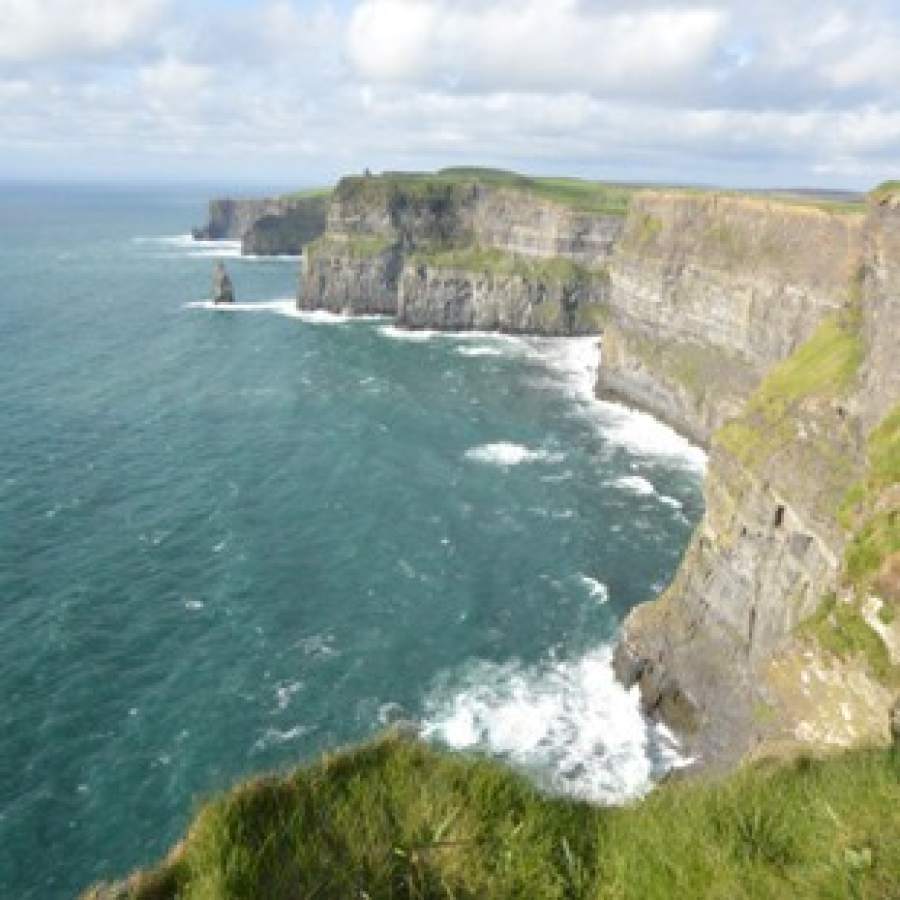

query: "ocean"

left=0, top=184, right=704, bottom=898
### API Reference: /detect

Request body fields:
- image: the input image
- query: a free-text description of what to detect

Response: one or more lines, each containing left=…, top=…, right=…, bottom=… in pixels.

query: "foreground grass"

left=88, top=735, right=900, bottom=900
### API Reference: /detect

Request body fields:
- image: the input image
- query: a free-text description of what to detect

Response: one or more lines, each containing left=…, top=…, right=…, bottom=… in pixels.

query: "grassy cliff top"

left=277, top=187, right=333, bottom=203
left=335, top=168, right=636, bottom=215
left=85, top=734, right=900, bottom=900
left=869, top=181, right=900, bottom=205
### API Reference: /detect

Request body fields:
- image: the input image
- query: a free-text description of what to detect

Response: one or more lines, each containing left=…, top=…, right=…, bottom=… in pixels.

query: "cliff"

left=192, top=193, right=329, bottom=255
left=597, top=192, right=865, bottom=446
left=299, top=170, right=626, bottom=334
left=298, top=172, right=897, bottom=766
left=613, top=188, right=899, bottom=767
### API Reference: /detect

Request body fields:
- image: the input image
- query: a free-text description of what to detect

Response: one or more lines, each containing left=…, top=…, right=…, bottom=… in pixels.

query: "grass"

left=408, top=244, right=604, bottom=284
left=86, top=734, right=900, bottom=900
left=336, top=168, right=636, bottom=215
left=868, top=181, right=900, bottom=204
left=800, top=594, right=897, bottom=686
left=798, top=403, right=900, bottom=686
left=837, top=403, right=900, bottom=597
left=280, top=187, right=333, bottom=201
left=306, top=234, right=394, bottom=261
left=714, top=306, right=863, bottom=467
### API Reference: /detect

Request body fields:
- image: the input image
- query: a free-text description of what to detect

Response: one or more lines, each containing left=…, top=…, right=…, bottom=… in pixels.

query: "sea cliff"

left=299, top=170, right=625, bottom=333
left=299, top=169, right=898, bottom=768
left=613, top=187, right=900, bottom=767
left=193, top=193, right=329, bottom=255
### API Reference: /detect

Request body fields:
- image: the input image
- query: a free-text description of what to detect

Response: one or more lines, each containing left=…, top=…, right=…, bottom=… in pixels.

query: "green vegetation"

left=715, top=306, right=863, bottom=467
left=868, top=181, right=900, bottom=204
left=799, top=404, right=900, bottom=686
left=631, top=213, right=663, bottom=246
left=653, top=185, right=866, bottom=216
left=306, top=234, right=394, bottom=262
left=800, top=594, right=896, bottom=686
left=408, top=244, right=604, bottom=284
left=280, top=187, right=333, bottom=201
left=87, top=734, right=900, bottom=900
left=840, top=404, right=900, bottom=589
left=337, top=168, right=635, bottom=215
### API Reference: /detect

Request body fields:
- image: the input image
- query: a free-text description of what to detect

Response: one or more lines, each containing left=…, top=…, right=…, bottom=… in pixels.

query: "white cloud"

left=0, top=0, right=169, bottom=63
left=2, top=0, right=900, bottom=187
left=347, top=0, right=725, bottom=96
left=139, top=57, right=212, bottom=109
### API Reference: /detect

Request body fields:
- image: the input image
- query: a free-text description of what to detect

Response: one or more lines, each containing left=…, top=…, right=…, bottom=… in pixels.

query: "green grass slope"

left=86, top=734, right=900, bottom=900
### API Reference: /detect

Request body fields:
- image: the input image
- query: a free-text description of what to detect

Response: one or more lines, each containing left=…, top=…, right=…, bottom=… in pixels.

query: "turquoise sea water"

left=0, top=185, right=704, bottom=899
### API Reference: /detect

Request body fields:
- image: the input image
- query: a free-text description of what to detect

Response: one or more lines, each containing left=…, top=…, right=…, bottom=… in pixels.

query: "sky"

left=2, top=0, right=900, bottom=189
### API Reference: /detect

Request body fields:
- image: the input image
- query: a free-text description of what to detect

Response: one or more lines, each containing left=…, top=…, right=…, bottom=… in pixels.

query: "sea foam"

left=422, top=646, right=686, bottom=802
left=464, top=442, right=564, bottom=467
left=609, top=474, right=657, bottom=496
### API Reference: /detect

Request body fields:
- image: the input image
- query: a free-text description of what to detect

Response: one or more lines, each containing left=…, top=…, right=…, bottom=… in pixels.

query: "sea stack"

left=212, top=261, right=235, bottom=304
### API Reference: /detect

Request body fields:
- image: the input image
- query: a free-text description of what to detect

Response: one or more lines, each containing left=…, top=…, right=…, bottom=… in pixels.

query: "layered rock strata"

left=193, top=194, right=328, bottom=255
left=613, top=192, right=899, bottom=767
left=598, top=192, right=866, bottom=445
left=300, top=175, right=621, bottom=334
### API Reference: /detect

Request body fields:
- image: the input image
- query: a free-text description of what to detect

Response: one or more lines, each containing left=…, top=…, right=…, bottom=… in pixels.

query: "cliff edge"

left=193, top=192, right=329, bottom=255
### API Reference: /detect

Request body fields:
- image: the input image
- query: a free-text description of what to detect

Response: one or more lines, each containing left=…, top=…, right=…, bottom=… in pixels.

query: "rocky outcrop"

left=193, top=194, right=328, bottom=255
left=212, top=262, right=234, bottom=304
left=301, top=174, right=622, bottom=332
left=300, top=236, right=402, bottom=315
left=397, top=257, right=609, bottom=334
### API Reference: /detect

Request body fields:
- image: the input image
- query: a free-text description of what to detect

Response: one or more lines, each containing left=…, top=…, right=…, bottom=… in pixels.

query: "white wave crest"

left=510, top=334, right=706, bottom=473
left=137, top=234, right=244, bottom=258
left=597, top=402, right=707, bottom=471
left=609, top=474, right=657, bottom=497
left=379, top=325, right=439, bottom=341
left=252, top=724, right=311, bottom=753
left=456, top=345, right=505, bottom=357
left=183, top=299, right=391, bottom=326
left=464, top=442, right=564, bottom=467
left=579, top=575, right=610, bottom=604
left=422, top=647, right=686, bottom=802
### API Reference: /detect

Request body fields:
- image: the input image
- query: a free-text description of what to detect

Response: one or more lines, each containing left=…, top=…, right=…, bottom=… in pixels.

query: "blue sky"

left=1, top=0, right=899, bottom=189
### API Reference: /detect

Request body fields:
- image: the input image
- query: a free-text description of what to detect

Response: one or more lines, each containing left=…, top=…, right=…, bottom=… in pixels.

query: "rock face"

left=612, top=193, right=900, bottom=767
left=300, top=175, right=622, bottom=334
left=397, top=262, right=608, bottom=334
left=193, top=195, right=328, bottom=255
left=212, top=262, right=234, bottom=304
left=597, top=192, right=865, bottom=445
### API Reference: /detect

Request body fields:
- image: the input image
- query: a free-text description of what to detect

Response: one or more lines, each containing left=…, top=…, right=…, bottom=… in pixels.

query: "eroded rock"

left=212, top=262, right=234, bottom=304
